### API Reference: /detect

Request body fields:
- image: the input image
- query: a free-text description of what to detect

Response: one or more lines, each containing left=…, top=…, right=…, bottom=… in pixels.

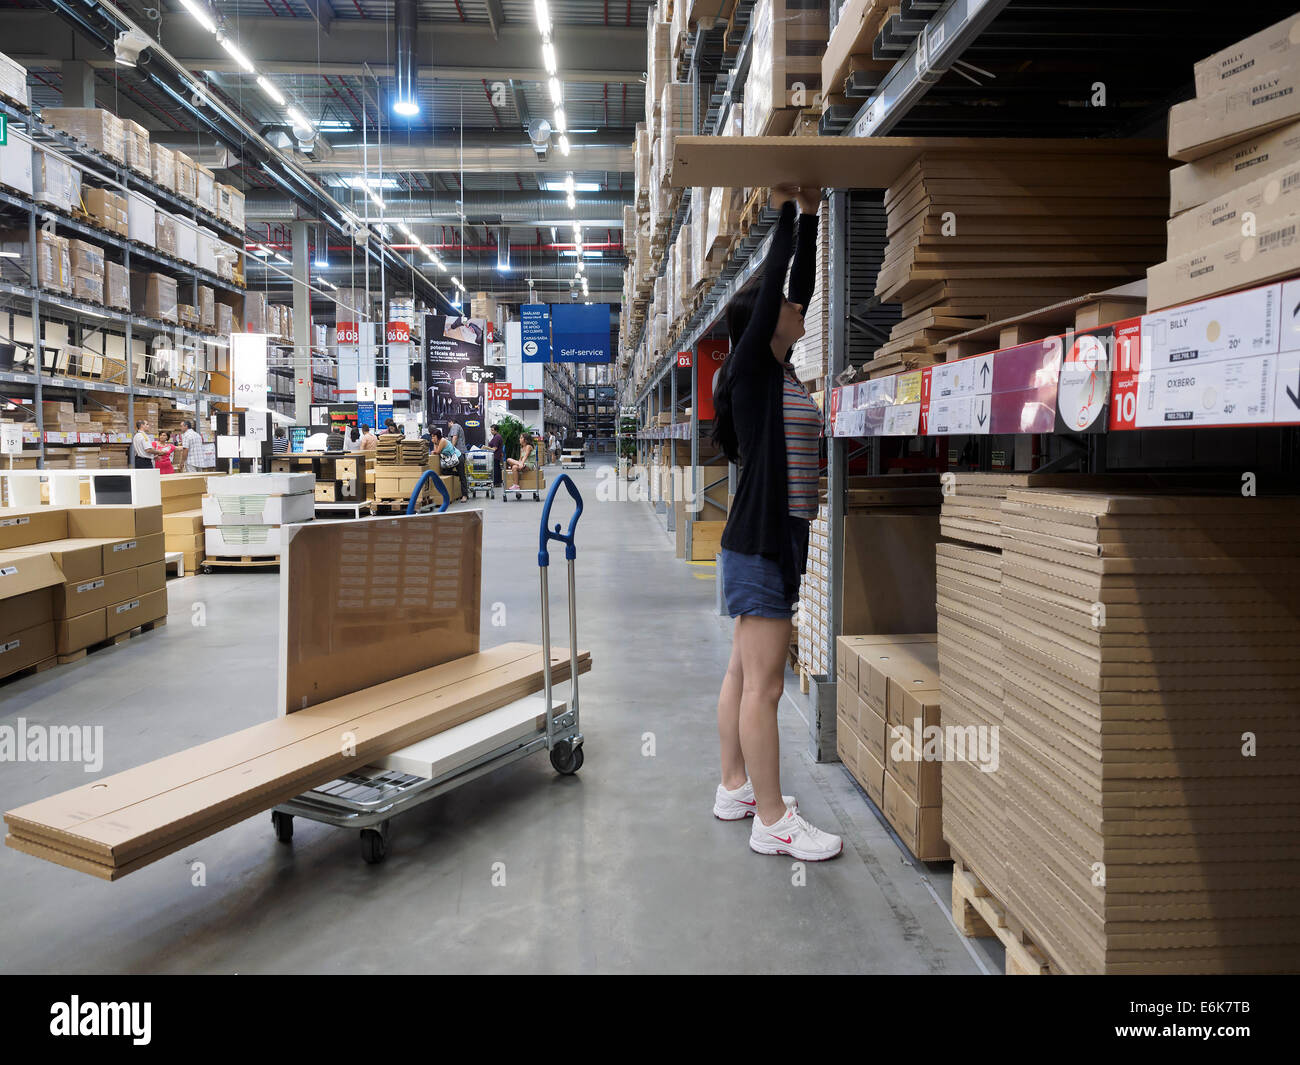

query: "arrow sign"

left=1288, top=370, right=1300, bottom=409
left=976, top=399, right=988, bottom=427
left=980, top=361, right=990, bottom=388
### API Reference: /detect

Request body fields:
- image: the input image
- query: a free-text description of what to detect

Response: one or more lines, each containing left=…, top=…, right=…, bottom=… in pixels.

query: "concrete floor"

left=0, top=458, right=999, bottom=974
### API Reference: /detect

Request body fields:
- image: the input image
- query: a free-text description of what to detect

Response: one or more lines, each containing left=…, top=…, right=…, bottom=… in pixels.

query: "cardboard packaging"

left=155, top=213, right=178, bottom=258
left=65, top=504, right=163, bottom=540
left=1170, top=120, right=1300, bottom=215
left=4, top=538, right=101, bottom=583
left=204, top=525, right=287, bottom=557
left=150, top=144, right=175, bottom=191
left=0, top=507, right=68, bottom=549
left=1167, top=158, right=1300, bottom=257
left=41, top=108, right=125, bottom=163
left=206, top=472, right=314, bottom=497
left=198, top=285, right=215, bottom=331
left=743, top=0, right=827, bottom=136
left=857, top=742, right=885, bottom=808
left=130, top=271, right=178, bottom=323
left=215, top=303, right=233, bottom=336
left=0, top=551, right=62, bottom=642
left=101, top=532, right=165, bottom=574
left=243, top=290, right=267, bottom=333
left=886, top=721, right=943, bottom=808
left=1147, top=212, right=1300, bottom=310
left=174, top=150, right=198, bottom=202
left=52, top=568, right=137, bottom=620
left=0, top=126, right=33, bottom=196
left=127, top=191, right=156, bottom=246
left=1, top=231, right=71, bottom=293
left=105, top=588, right=166, bottom=638
left=122, top=119, right=151, bottom=177
left=69, top=239, right=104, bottom=305
left=104, top=261, right=130, bottom=311
left=33, top=149, right=81, bottom=214
left=136, top=559, right=166, bottom=594
left=201, top=493, right=314, bottom=527
left=216, top=183, right=245, bottom=228
left=883, top=771, right=949, bottom=861
left=1169, top=58, right=1300, bottom=162
left=0, top=50, right=29, bottom=108
left=83, top=188, right=129, bottom=237
left=1194, top=12, right=1300, bottom=98
left=195, top=164, right=215, bottom=213
left=55, top=609, right=106, bottom=655
left=0, top=622, right=55, bottom=679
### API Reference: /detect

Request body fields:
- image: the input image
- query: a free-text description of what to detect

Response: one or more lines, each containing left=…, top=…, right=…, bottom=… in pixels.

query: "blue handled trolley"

left=267, top=474, right=587, bottom=865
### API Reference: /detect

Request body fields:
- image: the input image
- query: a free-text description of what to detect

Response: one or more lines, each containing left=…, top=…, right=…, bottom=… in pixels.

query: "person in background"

left=383, top=419, right=401, bottom=436
left=505, top=431, right=536, bottom=490
left=272, top=427, right=289, bottom=455
left=152, top=432, right=176, bottom=475
left=709, top=184, right=842, bottom=862
left=131, top=420, right=157, bottom=470
left=428, top=427, right=468, bottom=503
left=357, top=424, right=377, bottom=451
left=326, top=424, right=345, bottom=452
left=442, top=421, right=469, bottom=502
left=487, top=422, right=504, bottom=487
left=179, top=419, right=205, bottom=473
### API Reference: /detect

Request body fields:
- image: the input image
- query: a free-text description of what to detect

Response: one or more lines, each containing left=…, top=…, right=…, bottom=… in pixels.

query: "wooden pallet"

left=201, top=555, right=281, bottom=569
left=950, top=852, right=1058, bottom=975
left=0, top=657, right=57, bottom=688
left=56, top=616, right=167, bottom=665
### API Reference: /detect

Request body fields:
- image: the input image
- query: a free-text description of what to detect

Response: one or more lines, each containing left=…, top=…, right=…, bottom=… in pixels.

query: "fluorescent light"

left=553, top=108, right=566, bottom=133
left=559, top=134, right=571, bottom=156
left=564, top=174, right=575, bottom=194
left=566, top=191, right=575, bottom=209
left=255, top=75, right=285, bottom=106
left=393, top=99, right=419, bottom=117
left=543, top=42, right=557, bottom=76
left=534, top=0, right=550, bottom=34
left=286, top=107, right=312, bottom=129
left=543, top=180, right=598, bottom=193
left=221, top=37, right=256, bottom=74
left=0, top=250, right=20, bottom=259
left=439, top=262, right=448, bottom=272
left=549, top=78, right=563, bottom=105
left=180, top=0, right=218, bottom=34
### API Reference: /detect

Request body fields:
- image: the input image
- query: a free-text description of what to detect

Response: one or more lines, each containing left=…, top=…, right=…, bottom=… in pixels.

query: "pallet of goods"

left=0, top=503, right=167, bottom=678
left=201, top=472, right=313, bottom=564
left=743, top=0, right=827, bottom=137
left=1151, top=13, right=1300, bottom=310
left=820, top=0, right=898, bottom=108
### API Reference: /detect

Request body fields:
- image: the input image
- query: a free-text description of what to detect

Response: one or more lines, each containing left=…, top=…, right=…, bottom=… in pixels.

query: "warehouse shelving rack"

left=0, top=96, right=246, bottom=465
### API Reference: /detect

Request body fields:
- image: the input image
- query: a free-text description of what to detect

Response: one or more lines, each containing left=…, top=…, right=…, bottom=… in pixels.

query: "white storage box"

left=204, top=524, right=288, bottom=557
left=0, top=51, right=29, bottom=108
left=0, top=127, right=33, bottom=196
left=205, top=471, right=315, bottom=497
left=127, top=191, right=156, bottom=244
left=33, top=149, right=79, bottom=213
left=174, top=216, right=198, bottom=266
left=197, top=227, right=217, bottom=274
left=202, top=491, right=315, bottom=527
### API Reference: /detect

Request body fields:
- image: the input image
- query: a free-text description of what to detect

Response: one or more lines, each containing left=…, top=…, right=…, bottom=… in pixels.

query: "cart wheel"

left=515, top=491, right=522, bottom=501
left=360, top=828, right=388, bottom=864
left=200, top=564, right=211, bottom=574
left=550, top=740, right=584, bottom=776
left=533, top=492, right=540, bottom=501
left=271, top=810, right=293, bottom=843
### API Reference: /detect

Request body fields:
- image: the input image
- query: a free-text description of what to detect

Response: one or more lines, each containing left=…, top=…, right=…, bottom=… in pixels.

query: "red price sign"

left=677, top=350, right=692, bottom=368
left=336, top=322, right=359, bottom=344
left=386, top=321, right=411, bottom=344
left=486, top=383, right=513, bottom=402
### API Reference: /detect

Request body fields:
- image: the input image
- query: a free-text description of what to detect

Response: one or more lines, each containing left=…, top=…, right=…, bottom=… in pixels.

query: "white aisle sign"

left=1, top=423, right=22, bottom=455
left=231, top=333, right=269, bottom=406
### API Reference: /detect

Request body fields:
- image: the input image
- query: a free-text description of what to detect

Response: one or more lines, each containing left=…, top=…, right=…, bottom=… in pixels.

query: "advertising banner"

left=424, top=314, right=488, bottom=447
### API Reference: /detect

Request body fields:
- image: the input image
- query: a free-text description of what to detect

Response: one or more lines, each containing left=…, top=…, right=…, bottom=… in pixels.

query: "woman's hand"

left=796, top=187, right=823, bottom=215
left=769, top=185, right=797, bottom=210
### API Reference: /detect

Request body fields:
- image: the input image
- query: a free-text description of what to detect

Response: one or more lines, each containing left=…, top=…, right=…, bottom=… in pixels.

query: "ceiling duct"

left=393, top=0, right=420, bottom=117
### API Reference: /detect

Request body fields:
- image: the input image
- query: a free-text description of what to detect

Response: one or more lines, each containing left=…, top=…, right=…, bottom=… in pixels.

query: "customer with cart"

left=505, top=431, right=537, bottom=491
left=430, top=427, right=469, bottom=503
left=488, top=423, right=505, bottom=487
left=709, top=185, right=842, bottom=862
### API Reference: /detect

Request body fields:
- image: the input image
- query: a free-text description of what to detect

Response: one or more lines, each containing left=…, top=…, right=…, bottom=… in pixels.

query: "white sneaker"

left=713, top=780, right=797, bottom=821
left=749, top=807, right=843, bottom=861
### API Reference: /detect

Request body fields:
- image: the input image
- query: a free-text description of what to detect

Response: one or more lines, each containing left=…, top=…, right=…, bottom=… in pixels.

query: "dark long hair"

left=710, top=282, right=759, bottom=464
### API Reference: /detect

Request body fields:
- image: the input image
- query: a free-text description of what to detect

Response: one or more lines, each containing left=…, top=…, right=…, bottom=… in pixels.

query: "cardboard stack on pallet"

left=40, top=108, right=126, bottom=164
left=995, top=489, right=1300, bottom=973
left=201, top=472, right=313, bottom=561
left=159, top=472, right=212, bottom=573
left=789, top=201, right=828, bottom=383
left=0, top=503, right=166, bottom=670
left=820, top=0, right=896, bottom=110
left=1151, top=14, right=1300, bottom=310
left=743, top=0, right=827, bottom=137
left=871, top=147, right=1167, bottom=376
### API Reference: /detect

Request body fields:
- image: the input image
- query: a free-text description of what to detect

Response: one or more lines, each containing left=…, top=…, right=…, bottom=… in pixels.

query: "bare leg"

left=736, top=614, right=793, bottom=826
left=717, top=632, right=746, bottom=791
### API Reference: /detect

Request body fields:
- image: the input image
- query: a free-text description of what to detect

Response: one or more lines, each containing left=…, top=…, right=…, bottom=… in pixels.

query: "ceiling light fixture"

left=256, top=75, right=286, bottom=106
left=114, top=28, right=151, bottom=68
left=553, top=109, right=567, bottom=133
left=559, top=135, right=571, bottom=156
left=534, top=0, right=551, bottom=35
left=543, top=42, right=557, bottom=77
left=220, top=37, right=256, bottom=74
left=549, top=78, right=563, bottom=105
left=179, top=0, right=217, bottom=35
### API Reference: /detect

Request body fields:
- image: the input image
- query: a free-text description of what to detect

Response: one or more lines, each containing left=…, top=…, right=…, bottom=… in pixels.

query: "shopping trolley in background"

left=268, top=474, right=587, bottom=864
left=465, top=446, right=495, bottom=499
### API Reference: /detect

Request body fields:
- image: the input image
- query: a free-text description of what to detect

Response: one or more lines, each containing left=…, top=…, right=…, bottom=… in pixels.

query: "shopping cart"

left=465, top=446, right=495, bottom=500
left=268, top=473, right=587, bottom=864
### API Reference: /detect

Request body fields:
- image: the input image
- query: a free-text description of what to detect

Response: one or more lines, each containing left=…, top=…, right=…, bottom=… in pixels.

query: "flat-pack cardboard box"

left=885, top=666, right=941, bottom=731
left=56, top=609, right=106, bottom=655
left=0, top=622, right=55, bottom=679
left=41, top=108, right=125, bottom=163
left=1167, top=157, right=1300, bottom=257
left=83, top=188, right=128, bottom=237
left=105, top=588, right=167, bottom=638
left=206, top=472, right=313, bottom=497
left=66, top=505, right=163, bottom=540
left=0, top=552, right=62, bottom=642
left=52, top=567, right=137, bottom=620
left=159, top=473, right=209, bottom=499
left=0, top=587, right=55, bottom=644
left=1147, top=212, right=1300, bottom=310
left=102, top=532, right=165, bottom=574
left=842, top=514, right=941, bottom=636
left=857, top=693, right=887, bottom=766
left=162, top=494, right=203, bottom=516
left=856, top=635, right=939, bottom=716
left=204, top=525, right=287, bottom=557
left=883, top=771, right=949, bottom=861
left=202, top=492, right=315, bottom=527
left=105, top=261, right=129, bottom=311
left=886, top=721, right=943, bottom=808
left=1169, top=121, right=1300, bottom=214
left=130, top=271, right=178, bottom=323
left=0, top=507, right=68, bottom=549
left=150, top=144, right=175, bottom=191
left=162, top=509, right=204, bottom=536
left=1169, top=58, right=1300, bottom=162
left=1194, top=12, right=1300, bottom=98
left=836, top=707, right=859, bottom=773
left=857, top=742, right=885, bottom=808
left=3, top=538, right=102, bottom=583
left=136, top=560, right=166, bottom=594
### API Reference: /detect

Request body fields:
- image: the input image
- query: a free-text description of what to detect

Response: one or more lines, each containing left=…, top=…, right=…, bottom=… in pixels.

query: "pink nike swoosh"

left=771, top=834, right=793, bottom=844
left=739, top=798, right=756, bottom=806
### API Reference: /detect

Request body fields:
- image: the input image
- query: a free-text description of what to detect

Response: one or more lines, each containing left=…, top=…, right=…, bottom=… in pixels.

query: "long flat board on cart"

left=4, top=641, right=591, bottom=880
left=667, top=136, right=1167, bottom=189
left=278, top=510, right=482, bottom=716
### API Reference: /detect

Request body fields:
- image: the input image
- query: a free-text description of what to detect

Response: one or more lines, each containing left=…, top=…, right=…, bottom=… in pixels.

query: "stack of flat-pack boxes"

left=835, top=633, right=948, bottom=861
left=743, top=0, right=827, bottom=136
left=41, top=109, right=126, bottom=164
left=789, top=202, right=828, bottom=384
left=160, top=473, right=211, bottom=574
left=0, top=504, right=166, bottom=668
left=202, top=473, right=313, bottom=560
left=798, top=506, right=832, bottom=677
left=1153, top=13, right=1300, bottom=309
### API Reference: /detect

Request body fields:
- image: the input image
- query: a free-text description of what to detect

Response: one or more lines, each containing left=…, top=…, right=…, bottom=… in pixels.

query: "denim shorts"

left=720, top=549, right=796, bottom=619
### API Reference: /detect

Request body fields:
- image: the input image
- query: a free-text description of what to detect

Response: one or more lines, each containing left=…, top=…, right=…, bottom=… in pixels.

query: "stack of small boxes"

left=201, top=472, right=314, bottom=561
left=161, top=472, right=211, bottom=574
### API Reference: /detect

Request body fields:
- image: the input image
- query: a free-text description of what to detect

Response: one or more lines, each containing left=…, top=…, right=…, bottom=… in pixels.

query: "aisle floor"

left=0, top=459, right=998, bottom=974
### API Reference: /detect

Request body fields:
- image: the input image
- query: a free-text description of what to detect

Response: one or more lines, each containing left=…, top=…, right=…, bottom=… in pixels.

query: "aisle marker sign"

left=486, top=382, right=512, bottom=402
left=677, top=351, right=692, bottom=368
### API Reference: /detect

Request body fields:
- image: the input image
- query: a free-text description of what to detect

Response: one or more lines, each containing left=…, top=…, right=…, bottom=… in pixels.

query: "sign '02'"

left=486, top=382, right=512, bottom=402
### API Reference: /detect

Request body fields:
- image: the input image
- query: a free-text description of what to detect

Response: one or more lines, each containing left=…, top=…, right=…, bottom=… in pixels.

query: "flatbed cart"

left=268, top=473, right=587, bottom=864
left=465, top=446, right=495, bottom=500
left=405, top=469, right=452, bottom=514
